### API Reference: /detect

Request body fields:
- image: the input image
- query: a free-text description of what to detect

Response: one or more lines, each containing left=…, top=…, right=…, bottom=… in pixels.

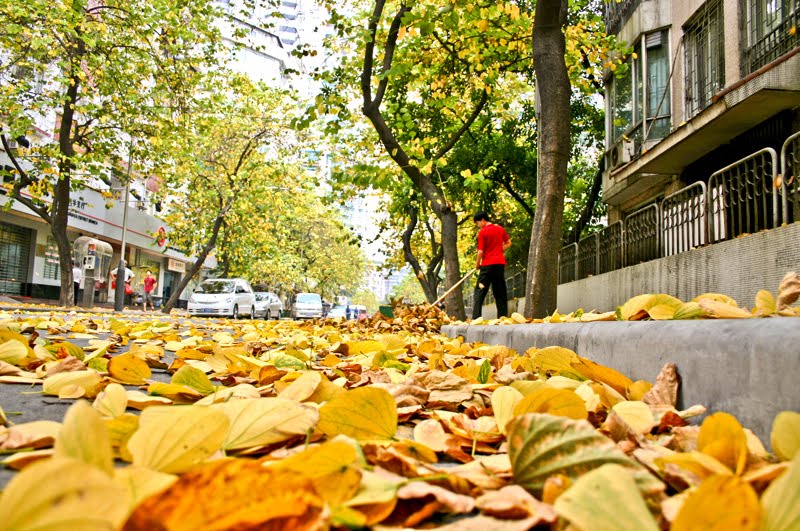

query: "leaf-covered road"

left=0, top=297, right=798, bottom=530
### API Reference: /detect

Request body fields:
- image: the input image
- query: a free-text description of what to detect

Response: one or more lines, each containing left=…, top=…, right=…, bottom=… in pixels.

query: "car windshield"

left=255, top=293, right=268, bottom=301
left=199, top=281, right=234, bottom=294
left=297, top=293, right=320, bottom=304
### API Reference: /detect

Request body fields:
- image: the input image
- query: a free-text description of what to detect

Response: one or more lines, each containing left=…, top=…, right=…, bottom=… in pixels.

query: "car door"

left=270, top=293, right=282, bottom=315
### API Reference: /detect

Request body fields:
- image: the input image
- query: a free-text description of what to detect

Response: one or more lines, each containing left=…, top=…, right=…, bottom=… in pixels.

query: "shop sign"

left=167, top=258, right=186, bottom=273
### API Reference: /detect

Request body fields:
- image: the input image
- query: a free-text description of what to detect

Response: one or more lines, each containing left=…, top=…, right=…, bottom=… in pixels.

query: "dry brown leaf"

left=123, top=459, right=326, bottom=530
left=777, top=271, right=800, bottom=310
left=373, top=382, right=430, bottom=407
left=475, top=484, right=558, bottom=522
left=45, top=355, right=87, bottom=376
left=391, top=480, right=475, bottom=526
left=643, top=363, right=679, bottom=407
left=434, top=513, right=552, bottom=531
left=410, top=371, right=473, bottom=406
left=413, top=418, right=451, bottom=453
left=0, top=420, right=61, bottom=450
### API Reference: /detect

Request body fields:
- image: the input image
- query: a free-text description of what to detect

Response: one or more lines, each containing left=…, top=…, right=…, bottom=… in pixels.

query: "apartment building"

left=603, top=0, right=798, bottom=216
left=556, top=0, right=800, bottom=311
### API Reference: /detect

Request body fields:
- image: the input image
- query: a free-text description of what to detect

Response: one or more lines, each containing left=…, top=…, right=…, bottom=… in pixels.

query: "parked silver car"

left=187, top=278, right=256, bottom=319
left=254, top=291, right=283, bottom=319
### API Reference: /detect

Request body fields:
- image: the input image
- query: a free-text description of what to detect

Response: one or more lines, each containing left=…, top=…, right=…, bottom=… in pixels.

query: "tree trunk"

left=525, top=0, right=571, bottom=318
left=439, top=209, right=463, bottom=316
left=51, top=177, right=74, bottom=307
left=52, top=68, right=81, bottom=307
left=161, top=201, right=231, bottom=313
left=401, top=206, right=440, bottom=302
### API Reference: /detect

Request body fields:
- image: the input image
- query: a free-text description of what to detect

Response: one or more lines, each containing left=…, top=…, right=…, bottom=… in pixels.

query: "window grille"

left=0, top=221, right=32, bottom=296
left=684, top=0, right=726, bottom=118
left=741, top=0, right=800, bottom=74
left=43, top=236, right=60, bottom=280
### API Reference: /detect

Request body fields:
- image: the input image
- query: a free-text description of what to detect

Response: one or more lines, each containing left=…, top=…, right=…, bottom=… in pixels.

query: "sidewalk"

left=0, top=295, right=186, bottom=316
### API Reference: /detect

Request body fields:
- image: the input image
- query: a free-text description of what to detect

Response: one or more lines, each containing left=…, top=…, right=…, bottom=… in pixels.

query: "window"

left=43, top=236, right=60, bottom=280
left=684, top=0, right=725, bottom=118
left=741, top=0, right=799, bottom=74
left=609, top=29, right=672, bottom=149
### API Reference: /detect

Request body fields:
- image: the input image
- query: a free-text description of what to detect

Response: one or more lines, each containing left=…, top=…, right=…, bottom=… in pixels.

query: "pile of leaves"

left=0, top=299, right=797, bottom=529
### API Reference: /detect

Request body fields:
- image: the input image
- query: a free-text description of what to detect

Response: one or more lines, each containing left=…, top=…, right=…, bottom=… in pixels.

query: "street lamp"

left=114, top=144, right=134, bottom=311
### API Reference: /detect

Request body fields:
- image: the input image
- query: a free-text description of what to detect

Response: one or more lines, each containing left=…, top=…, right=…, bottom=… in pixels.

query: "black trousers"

left=472, top=264, right=508, bottom=319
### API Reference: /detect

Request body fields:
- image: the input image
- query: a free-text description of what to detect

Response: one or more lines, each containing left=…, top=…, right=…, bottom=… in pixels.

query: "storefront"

left=0, top=187, right=199, bottom=304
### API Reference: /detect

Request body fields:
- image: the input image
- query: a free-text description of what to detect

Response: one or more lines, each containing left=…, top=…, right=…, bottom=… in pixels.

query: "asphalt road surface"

left=0, top=310, right=224, bottom=488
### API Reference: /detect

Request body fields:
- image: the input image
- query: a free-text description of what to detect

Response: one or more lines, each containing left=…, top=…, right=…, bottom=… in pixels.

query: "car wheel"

left=250, top=306, right=256, bottom=319
left=265, top=309, right=271, bottom=320
left=232, top=304, right=239, bottom=319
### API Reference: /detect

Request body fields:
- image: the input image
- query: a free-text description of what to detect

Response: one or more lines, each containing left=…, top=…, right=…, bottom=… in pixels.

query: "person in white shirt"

left=72, top=262, right=82, bottom=305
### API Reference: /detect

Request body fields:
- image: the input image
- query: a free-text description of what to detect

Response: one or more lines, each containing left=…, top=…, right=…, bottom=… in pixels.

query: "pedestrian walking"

left=472, top=211, right=511, bottom=319
left=111, top=265, right=135, bottom=305
left=142, top=270, right=157, bottom=312
left=72, top=262, right=82, bottom=305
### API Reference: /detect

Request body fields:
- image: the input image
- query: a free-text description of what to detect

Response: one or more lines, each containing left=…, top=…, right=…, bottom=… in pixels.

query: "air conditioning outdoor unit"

left=610, top=139, right=635, bottom=168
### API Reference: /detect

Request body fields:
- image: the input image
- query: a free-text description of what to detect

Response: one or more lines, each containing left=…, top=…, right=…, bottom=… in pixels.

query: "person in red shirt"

left=473, top=211, right=511, bottom=319
left=142, top=270, right=158, bottom=312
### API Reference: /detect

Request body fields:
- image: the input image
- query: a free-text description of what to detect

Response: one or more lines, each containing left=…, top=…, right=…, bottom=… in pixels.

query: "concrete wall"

left=442, top=319, right=800, bottom=445
left=556, top=222, right=800, bottom=314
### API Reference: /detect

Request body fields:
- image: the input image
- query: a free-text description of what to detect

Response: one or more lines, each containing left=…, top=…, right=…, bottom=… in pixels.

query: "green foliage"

left=389, top=270, right=428, bottom=304
left=161, top=76, right=366, bottom=300
left=310, top=0, right=617, bottom=300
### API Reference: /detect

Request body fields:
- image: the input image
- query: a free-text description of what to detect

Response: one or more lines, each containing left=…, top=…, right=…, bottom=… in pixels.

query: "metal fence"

left=708, top=148, right=779, bottom=243
left=559, top=136, right=796, bottom=283
left=599, top=222, right=624, bottom=274
left=624, top=203, right=660, bottom=266
left=782, top=131, right=800, bottom=224
left=662, top=182, right=706, bottom=256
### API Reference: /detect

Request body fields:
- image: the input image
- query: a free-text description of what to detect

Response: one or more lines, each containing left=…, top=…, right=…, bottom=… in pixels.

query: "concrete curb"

left=442, top=319, right=800, bottom=444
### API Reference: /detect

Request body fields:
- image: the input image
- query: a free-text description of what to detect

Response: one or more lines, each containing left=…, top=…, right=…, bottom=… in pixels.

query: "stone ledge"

left=442, top=319, right=800, bottom=445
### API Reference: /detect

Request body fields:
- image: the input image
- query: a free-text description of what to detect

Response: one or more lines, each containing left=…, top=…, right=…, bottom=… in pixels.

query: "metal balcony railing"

left=604, top=0, right=643, bottom=35
left=557, top=132, right=796, bottom=284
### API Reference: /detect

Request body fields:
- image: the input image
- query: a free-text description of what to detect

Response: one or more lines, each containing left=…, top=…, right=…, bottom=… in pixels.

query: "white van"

left=291, top=292, right=323, bottom=319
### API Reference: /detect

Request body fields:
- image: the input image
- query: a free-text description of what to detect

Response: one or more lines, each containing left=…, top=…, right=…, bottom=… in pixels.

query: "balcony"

left=605, top=50, right=800, bottom=208
left=605, top=0, right=643, bottom=35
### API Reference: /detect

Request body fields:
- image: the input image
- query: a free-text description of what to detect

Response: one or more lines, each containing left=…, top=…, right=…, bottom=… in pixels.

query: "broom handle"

left=432, top=268, right=477, bottom=307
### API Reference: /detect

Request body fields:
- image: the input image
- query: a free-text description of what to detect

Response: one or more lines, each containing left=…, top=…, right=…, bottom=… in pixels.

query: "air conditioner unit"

left=610, top=139, right=635, bottom=168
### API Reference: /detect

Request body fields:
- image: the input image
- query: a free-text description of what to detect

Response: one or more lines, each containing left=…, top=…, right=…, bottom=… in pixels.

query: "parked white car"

left=187, top=278, right=256, bottom=319
left=254, top=291, right=283, bottom=319
left=291, top=292, right=324, bottom=319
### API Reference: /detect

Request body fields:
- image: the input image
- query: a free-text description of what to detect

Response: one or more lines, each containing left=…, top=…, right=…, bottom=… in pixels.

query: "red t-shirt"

left=477, top=223, right=510, bottom=266
left=144, top=276, right=157, bottom=293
